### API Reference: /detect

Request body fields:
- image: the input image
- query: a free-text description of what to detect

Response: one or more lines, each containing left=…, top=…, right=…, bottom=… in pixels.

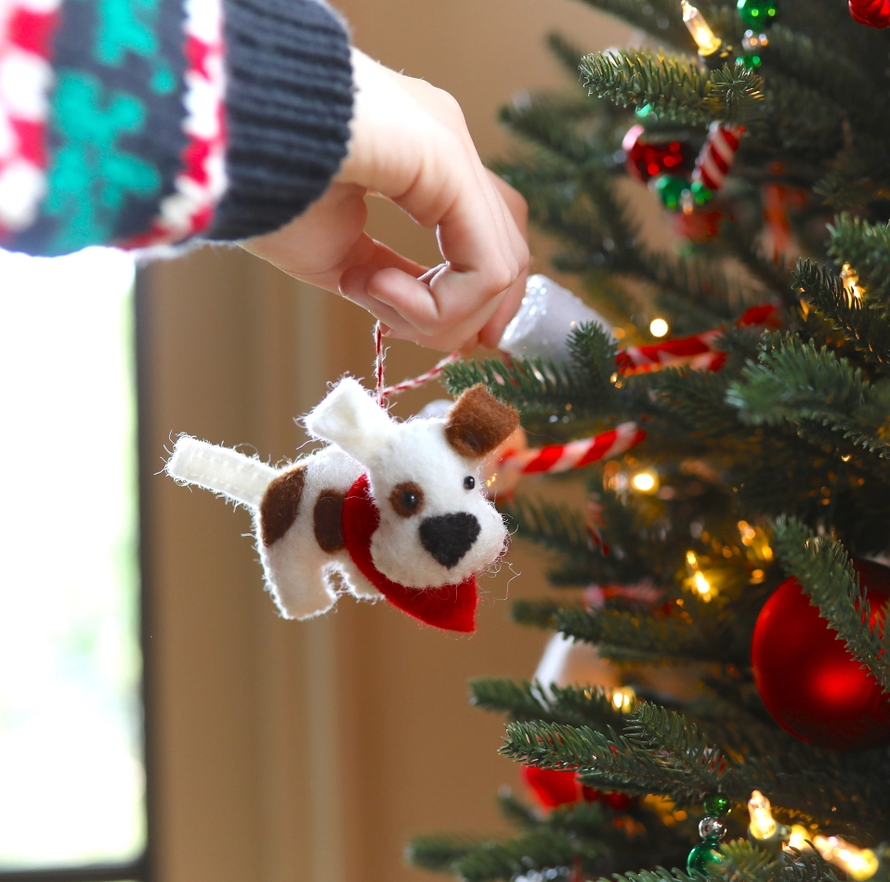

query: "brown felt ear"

left=444, top=385, right=520, bottom=458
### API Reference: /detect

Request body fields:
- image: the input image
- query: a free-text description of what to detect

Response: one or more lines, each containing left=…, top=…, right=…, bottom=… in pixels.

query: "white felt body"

left=256, top=446, right=381, bottom=620
left=308, top=378, right=509, bottom=588
left=167, top=377, right=510, bottom=622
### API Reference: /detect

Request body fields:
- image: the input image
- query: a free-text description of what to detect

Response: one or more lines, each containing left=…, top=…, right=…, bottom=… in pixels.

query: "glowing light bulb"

left=685, top=550, right=716, bottom=601
left=786, top=825, right=810, bottom=851
left=813, top=836, right=880, bottom=882
left=631, top=470, right=658, bottom=492
left=650, top=317, right=670, bottom=337
left=842, top=262, right=866, bottom=304
left=681, top=0, right=722, bottom=55
left=692, top=570, right=713, bottom=600
left=611, top=686, right=636, bottom=710
left=748, top=790, right=777, bottom=840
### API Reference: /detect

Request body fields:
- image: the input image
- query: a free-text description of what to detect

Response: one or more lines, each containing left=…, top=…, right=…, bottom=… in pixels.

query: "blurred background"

left=0, top=2, right=634, bottom=880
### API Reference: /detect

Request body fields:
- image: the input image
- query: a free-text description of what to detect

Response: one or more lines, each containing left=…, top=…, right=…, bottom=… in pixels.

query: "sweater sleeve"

left=0, top=0, right=354, bottom=257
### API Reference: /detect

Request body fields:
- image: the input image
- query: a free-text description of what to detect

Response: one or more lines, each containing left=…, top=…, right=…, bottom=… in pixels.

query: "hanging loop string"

left=373, top=321, right=461, bottom=405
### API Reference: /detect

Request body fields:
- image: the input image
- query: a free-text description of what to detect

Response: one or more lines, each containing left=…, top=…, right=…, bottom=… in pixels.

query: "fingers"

left=243, top=182, right=427, bottom=293
left=247, top=48, right=531, bottom=353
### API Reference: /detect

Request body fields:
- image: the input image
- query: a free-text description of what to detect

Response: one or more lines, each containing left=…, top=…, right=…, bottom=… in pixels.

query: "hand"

left=242, top=48, right=529, bottom=352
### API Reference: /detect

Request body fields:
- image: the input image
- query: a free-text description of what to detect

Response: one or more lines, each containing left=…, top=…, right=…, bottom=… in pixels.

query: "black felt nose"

left=419, top=513, right=481, bottom=568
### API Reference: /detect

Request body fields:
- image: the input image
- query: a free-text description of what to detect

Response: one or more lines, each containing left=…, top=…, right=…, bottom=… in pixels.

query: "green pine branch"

left=771, top=516, right=890, bottom=696
left=502, top=718, right=725, bottom=804
left=726, top=332, right=890, bottom=457
left=450, top=828, right=595, bottom=882
left=756, top=74, right=844, bottom=158
left=711, top=841, right=785, bottom=882
left=443, top=355, right=589, bottom=413
left=552, top=607, right=745, bottom=666
left=580, top=52, right=762, bottom=126
left=817, top=145, right=890, bottom=210
left=407, top=835, right=482, bottom=874
left=793, top=259, right=890, bottom=372
left=623, top=704, right=728, bottom=784
left=469, top=678, right=635, bottom=730
left=606, top=869, right=696, bottom=882
left=827, top=215, right=890, bottom=300
left=764, top=27, right=877, bottom=133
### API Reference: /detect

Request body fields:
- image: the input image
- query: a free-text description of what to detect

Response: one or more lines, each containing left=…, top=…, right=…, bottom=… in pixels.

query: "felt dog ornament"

left=166, top=378, right=519, bottom=633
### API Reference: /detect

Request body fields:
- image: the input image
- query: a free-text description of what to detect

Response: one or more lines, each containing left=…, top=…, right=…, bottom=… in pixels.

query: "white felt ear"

left=304, top=377, right=394, bottom=465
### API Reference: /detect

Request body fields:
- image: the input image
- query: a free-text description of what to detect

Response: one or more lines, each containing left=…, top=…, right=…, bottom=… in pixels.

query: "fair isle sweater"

left=0, top=0, right=354, bottom=255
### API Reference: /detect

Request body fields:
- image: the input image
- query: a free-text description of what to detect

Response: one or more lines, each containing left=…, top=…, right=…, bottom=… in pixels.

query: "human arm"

left=0, top=0, right=527, bottom=350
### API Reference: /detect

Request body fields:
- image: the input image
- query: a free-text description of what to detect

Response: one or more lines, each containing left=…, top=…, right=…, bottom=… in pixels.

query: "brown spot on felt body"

left=445, top=384, right=520, bottom=458
left=260, top=465, right=306, bottom=546
left=314, top=490, right=346, bottom=552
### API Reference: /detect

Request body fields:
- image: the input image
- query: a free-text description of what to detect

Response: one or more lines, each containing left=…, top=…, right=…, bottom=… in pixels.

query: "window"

left=0, top=248, right=148, bottom=881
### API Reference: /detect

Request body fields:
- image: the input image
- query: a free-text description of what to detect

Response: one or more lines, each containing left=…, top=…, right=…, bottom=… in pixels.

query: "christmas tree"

left=408, top=0, right=890, bottom=879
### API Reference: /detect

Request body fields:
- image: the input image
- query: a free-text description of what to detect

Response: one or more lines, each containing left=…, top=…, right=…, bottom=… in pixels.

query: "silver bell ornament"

left=498, top=274, right=614, bottom=363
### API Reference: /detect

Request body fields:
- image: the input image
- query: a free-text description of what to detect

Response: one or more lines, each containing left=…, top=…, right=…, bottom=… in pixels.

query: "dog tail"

left=166, top=436, right=277, bottom=509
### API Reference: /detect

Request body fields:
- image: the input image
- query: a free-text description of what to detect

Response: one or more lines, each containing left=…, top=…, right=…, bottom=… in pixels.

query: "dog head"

left=306, top=378, right=519, bottom=587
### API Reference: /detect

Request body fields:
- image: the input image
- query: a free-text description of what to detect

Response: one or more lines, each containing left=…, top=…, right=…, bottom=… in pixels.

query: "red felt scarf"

left=342, top=474, right=478, bottom=633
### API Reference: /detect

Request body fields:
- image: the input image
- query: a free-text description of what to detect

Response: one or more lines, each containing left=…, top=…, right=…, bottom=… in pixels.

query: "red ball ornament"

left=849, top=0, right=890, bottom=27
left=623, top=124, right=694, bottom=183
left=520, top=766, right=632, bottom=811
left=752, top=560, right=890, bottom=750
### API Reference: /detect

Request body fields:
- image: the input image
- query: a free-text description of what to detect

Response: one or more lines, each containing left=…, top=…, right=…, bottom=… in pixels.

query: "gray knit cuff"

left=207, top=0, right=354, bottom=241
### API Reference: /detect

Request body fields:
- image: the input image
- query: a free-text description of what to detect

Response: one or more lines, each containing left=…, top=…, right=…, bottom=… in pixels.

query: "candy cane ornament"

left=692, top=123, right=743, bottom=193
left=484, top=422, right=648, bottom=498
left=617, top=303, right=780, bottom=374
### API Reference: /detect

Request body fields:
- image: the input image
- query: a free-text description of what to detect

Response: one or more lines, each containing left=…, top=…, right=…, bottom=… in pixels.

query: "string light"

left=685, top=550, right=716, bottom=602
left=751, top=799, right=885, bottom=880
left=812, top=835, right=881, bottom=881
left=681, top=0, right=723, bottom=55
left=650, top=317, right=670, bottom=337
left=611, top=686, right=636, bottom=710
left=842, top=262, right=866, bottom=304
left=747, top=790, right=779, bottom=840
left=786, top=825, right=810, bottom=851
left=631, top=470, right=659, bottom=492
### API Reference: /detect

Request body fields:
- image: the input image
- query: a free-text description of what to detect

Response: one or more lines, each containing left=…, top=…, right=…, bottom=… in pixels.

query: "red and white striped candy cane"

left=616, top=303, right=780, bottom=375
left=487, top=422, right=647, bottom=497
left=692, top=123, right=743, bottom=193
left=617, top=329, right=725, bottom=373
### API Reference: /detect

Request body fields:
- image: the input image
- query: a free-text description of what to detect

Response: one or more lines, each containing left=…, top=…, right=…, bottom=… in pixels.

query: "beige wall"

left=143, top=3, right=632, bottom=881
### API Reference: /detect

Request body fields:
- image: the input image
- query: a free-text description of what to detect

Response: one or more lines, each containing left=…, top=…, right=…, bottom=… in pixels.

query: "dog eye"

left=463, top=475, right=475, bottom=491
left=390, top=481, right=424, bottom=517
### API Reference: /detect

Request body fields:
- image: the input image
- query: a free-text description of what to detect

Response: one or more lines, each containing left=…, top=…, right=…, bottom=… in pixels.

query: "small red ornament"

left=849, top=0, right=890, bottom=27
left=623, top=124, right=694, bottom=183
left=752, top=560, right=890, bottom=750
left=520, top=766, right=633, bottom=811
left=671, top=206, right=724, bottom=243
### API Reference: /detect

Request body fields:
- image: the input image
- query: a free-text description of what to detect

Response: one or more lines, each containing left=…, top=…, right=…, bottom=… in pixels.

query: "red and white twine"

left=373, top=321, right=461, bottom=405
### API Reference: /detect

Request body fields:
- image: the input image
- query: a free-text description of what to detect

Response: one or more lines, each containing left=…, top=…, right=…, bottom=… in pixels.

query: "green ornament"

left=737, top=0, right=777, bottom=29
left=737, top=52, right=762, bottom=69
left=690, top=180, right=714, bottom=206
left=635, top=103, right=654, bottom=119
left=655, top=175, right=688, bottom=212
left=703, top=794, right=730, bottom=816
left=687, top=839, right=723, bottom=874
